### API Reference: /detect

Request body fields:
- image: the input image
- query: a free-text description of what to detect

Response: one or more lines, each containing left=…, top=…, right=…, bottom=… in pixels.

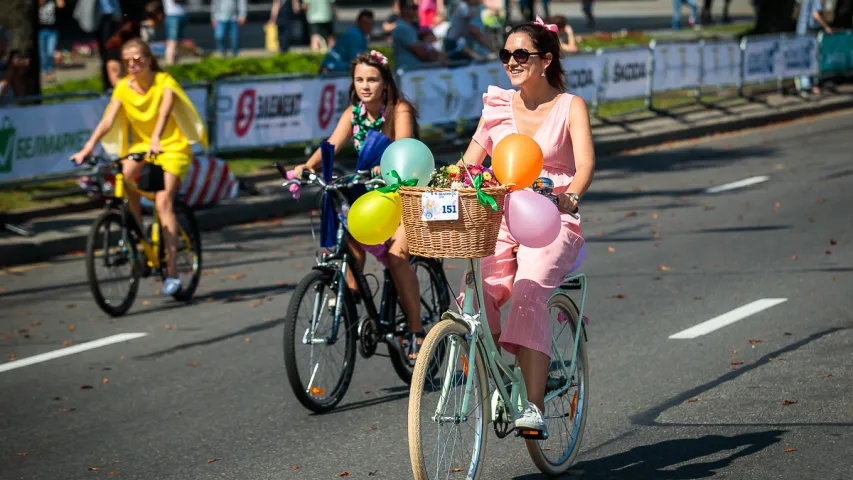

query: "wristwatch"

left=567, top=193, right=580, bottom=204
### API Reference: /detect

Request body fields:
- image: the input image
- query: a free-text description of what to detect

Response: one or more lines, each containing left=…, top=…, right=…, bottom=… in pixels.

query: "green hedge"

left=44, top=46, right=395, bottom=96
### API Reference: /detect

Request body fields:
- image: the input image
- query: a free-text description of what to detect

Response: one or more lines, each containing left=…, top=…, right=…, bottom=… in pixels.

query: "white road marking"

left=0, top=333, right=148, bottom=373
left=669, top=298, right=788, bottom=339
left=705, top=176, right=770, bottom=194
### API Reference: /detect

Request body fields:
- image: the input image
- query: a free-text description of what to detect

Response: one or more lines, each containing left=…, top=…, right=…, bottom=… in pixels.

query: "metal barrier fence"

left=1, top=30, right=851, bottom=191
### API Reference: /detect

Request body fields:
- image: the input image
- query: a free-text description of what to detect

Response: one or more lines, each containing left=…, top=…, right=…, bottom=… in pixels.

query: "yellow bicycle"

left=80, top=153, right=202, bottom=317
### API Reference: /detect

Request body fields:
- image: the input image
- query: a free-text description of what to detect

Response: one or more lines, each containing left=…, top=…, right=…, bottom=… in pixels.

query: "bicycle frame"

left=436, top=258, right=589, bottom=425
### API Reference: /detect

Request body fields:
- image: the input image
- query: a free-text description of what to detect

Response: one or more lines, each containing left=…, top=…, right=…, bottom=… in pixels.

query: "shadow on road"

left=134, top=316, right=286, bottom=360
left=600, top=145, right=778, bottom=176
left=551, top=430, right=786, bottom=480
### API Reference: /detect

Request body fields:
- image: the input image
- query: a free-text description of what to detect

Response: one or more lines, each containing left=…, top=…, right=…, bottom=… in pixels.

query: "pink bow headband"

left=369, top=50, right=389, bottom=66
left=534, top=15, right=559, bottom=35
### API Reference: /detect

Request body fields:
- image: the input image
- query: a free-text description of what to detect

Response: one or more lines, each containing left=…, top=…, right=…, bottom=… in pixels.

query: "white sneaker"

left=161, top=277, right=182, bottom=296
left=514, top=401, right=548, bottom=437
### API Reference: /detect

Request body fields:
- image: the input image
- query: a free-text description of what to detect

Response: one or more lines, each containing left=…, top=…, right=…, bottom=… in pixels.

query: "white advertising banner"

left=214, top=80, right=313, bottom=150
left=0, top=98, right=109, bottom=182
left=398, top=66, right=475, bottom=126
left=308, top=76, right=353, bottom=139
left=700, top=41, right=742, bottom=87
left=185, top=87, right=209, bottom=154
left=562, top=54, right=602, bottom=102
left=742, top=37, right=783, bottom=84
left=598, top=48, right=651, bottom=101
left=459, top=62, right=511, bottom=121
left=652, top=42, right=702, bottom=92
left=779, top=35, right=819, bottom=78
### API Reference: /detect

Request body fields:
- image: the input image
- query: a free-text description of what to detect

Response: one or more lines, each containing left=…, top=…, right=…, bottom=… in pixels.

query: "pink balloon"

left=505, top=190, right=562, bottom=248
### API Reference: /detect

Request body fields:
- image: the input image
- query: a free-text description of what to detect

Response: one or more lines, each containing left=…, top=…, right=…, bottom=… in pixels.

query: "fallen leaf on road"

left=227, top=274, right=245, bottom=280
left=369, top=471, right=378, bottom=476
left=784, top=448, right=797, bottom=453
left=448, top=468, right=463, bottom=473
left=596, top=231, right=605, bottom=237
left=445, top=264, right=457, bottom=270
left=733, top=349, right=738, bottom=355
left=9, top=354, right=16, bottom=361
left=57, top=407, right=75, bottom=412
left=782, top=399, right=798, bottom=405
left=624, top=211, right=637, bottom=217
left=103, top=378, right=109, bottom=384
left=296, top=264, right=304, bottom=269
left=823, top=374, right=833, bottom=378
left=250, top=299, right=264, bottom=308
left=67, top=324, right=76, bottom=332
left=2, top=333, right=12, bottom=339
left=543, top=447, right=551, bottom=451
left=107, top=471, right=118, bottom=475
left=653, top=276, right=663, bottom=281
left=612, top=294, right=627, bottom=299
left=53, top=396, right=66, bottom=401
left=65, top=304, right=75, bottom=309
left=119, top=356, right=125, bottom=360
left=658, top=265, right=671, bottom=271
left=291, top=466, right=299, bottom=471
left=88, top=467, right=100, bottom=471
left=748, top=339, right=764, bottom=345
left=81, top=385, right=93, bottom=390
left=817, top=197, right=825, bottom=203
left=62, top=340, right=73, bottom=347
left=686, top=398, right=699, bottom=403
left=15, top=452, right=28, bottom=457
left=830, top=239, right=837, bottom=246
left=338, top=472, right=352, bottom=477
left=694, top=296, right=704, bottom=300
left=773, top=202, right=781, bottom=212
left=28, top=321, right=40, bottom=327
left=207, top=459, right=218, bottom=463
left=243, top=338, right=252, bottom=343
left=791, top=255, right=798, bottom=260
left=632, top=186, right=643, bottom=192
left=201, top=269, right=219, bottom=276
left=205, top=297, right=215, bottom=303
left=651, top=213, right=659, bottom=219
left=825, top=250, right=832, bottom=255
left=165, top=325, right=174, bottom=330
left=833, top=276, right=839, bottom=281
left=188, top=362, right=201, bottom=367
left=731, top=361, right=744, bottom=366
left=368, top=426, right=378, bottom=430
left=607, top=247, right=615, bottom=253
left=142, top=300, right=151, bottom=306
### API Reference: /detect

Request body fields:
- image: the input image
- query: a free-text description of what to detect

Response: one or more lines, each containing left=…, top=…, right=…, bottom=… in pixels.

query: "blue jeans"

left=165, top=15, right=187, bottom=41
left=214, top=20, right=240, bottom=56
left=39, top=29, right=58, bottom=74
left=672, top=0, right=698, bottom=29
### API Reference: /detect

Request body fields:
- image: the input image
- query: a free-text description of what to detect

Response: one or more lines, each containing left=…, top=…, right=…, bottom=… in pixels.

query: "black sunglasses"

left=499, top=48, right=543, bottom=65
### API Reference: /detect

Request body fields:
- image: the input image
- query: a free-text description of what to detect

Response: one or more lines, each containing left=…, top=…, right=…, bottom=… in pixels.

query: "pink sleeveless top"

left=472, top=86, right=577, bottom=195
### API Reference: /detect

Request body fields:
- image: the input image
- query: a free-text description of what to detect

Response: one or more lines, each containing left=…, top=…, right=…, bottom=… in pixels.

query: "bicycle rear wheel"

left=409, top=320, right=488, bottom=480
left=389, top=257, right=451, bottom=385
left=525, top=293, right=589, bottom=476
left=85, top=209, right=141, bottom=317
left=283, top=269, right=358, bottom=413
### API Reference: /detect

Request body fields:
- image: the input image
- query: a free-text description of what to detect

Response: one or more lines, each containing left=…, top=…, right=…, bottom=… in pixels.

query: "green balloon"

left=380, top=138, right=435, bottom=187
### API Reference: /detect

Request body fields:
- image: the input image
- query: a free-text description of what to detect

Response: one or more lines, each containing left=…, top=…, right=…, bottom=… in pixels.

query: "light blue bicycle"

left=407, top=178, right=589, bottom=478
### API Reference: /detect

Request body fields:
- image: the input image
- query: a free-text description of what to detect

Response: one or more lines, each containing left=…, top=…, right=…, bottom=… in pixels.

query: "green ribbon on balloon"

left=473, top=173, right=498, bottom=211
left=377, top=170, right=417, bottom=194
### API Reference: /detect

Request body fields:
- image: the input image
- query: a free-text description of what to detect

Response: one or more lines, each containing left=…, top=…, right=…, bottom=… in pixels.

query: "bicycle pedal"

left=515, top=428, right=549, bottom=440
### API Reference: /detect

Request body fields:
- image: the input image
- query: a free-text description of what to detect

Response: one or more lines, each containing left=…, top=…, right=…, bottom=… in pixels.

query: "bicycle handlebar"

left=532, top=178, right=579, bottom=220
left=78, top=152, right=147, bottom=167
left=273, top=162, right=386, bottom=191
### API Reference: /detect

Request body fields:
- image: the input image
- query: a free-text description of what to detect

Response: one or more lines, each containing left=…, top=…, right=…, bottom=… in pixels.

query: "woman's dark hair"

left=105, top=21, right=142, bottom=50
left=507, top=22, right=566, bottom=92
left=349, top=51, right=420, bottom=140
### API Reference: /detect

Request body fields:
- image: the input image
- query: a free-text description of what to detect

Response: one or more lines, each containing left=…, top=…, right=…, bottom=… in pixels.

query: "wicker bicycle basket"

left=398, top=186, right=508, bottom=259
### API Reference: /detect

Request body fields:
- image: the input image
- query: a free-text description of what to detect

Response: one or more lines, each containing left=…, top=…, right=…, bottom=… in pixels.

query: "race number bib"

left=422, top=191, right=459, bottom=221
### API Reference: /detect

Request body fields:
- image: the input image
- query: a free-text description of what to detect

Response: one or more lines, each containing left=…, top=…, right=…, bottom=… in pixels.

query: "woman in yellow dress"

left=72, top=38, right=207, bottom=296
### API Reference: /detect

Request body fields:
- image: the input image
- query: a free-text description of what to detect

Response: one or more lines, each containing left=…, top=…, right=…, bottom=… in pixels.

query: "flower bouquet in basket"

left=344, top=134, right=564, bottom=259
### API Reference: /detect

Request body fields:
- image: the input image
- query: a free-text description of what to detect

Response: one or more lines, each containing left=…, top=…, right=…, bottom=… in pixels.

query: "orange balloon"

left=491, top=134, right=544, bottom=191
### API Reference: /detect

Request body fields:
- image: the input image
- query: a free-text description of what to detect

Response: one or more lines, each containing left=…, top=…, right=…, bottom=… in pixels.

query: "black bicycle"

left=275, top=165, right=451, bottom=413
left=79, top=153, right=202, bottom=317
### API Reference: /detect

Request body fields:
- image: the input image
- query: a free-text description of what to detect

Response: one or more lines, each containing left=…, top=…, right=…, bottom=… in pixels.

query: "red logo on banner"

left=235, top=89, right=256, bottom=138
left=318, top=84, right=336, bottom=130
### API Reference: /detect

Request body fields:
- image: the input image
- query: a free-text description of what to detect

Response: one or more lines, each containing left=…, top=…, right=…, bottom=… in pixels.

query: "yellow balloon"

left=348, top=190, right=402, bottom=245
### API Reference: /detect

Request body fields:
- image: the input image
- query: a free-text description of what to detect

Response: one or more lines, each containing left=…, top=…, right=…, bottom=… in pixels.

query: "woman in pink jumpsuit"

left=459, top=16, right=596, bottom=436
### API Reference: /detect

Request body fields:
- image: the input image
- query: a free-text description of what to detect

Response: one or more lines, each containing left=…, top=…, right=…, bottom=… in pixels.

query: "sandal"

left=408, top=331, right=426, bottom=366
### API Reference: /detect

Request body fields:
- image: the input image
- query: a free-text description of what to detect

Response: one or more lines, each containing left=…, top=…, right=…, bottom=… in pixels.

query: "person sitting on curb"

left=319, top=9, right=374, bottom=73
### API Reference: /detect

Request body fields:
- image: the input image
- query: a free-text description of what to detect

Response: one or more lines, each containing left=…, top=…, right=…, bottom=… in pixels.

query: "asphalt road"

left=2, top=109, right=852, bottom=479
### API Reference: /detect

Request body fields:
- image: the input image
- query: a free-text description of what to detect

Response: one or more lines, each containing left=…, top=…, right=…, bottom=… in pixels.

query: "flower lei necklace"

left=351, top=101, right=385, bottom=152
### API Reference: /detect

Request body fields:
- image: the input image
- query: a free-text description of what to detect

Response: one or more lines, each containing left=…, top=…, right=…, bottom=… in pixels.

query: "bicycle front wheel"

left=85, top=209, right=141, bottom=317
left=283, top=269, right=358, bottom=413
left=525, top=293, right=589, bottom=476
left=409, top=320, right=488, bottom=480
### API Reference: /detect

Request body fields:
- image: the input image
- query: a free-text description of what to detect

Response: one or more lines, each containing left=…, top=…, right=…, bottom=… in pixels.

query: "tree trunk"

left=749, top=0, right=797, bottom=35
left=0, top=0, right=41, bottom=98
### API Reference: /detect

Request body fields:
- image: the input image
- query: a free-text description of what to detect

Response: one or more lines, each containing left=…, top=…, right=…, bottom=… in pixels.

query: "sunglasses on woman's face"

left=123, top=55, right=145, bottom=67
left=499, top=48, right=542, bottom=65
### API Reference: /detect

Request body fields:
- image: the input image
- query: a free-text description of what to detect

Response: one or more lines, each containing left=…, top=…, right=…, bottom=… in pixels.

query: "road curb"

left=2, top=95, right=853, bottom=267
